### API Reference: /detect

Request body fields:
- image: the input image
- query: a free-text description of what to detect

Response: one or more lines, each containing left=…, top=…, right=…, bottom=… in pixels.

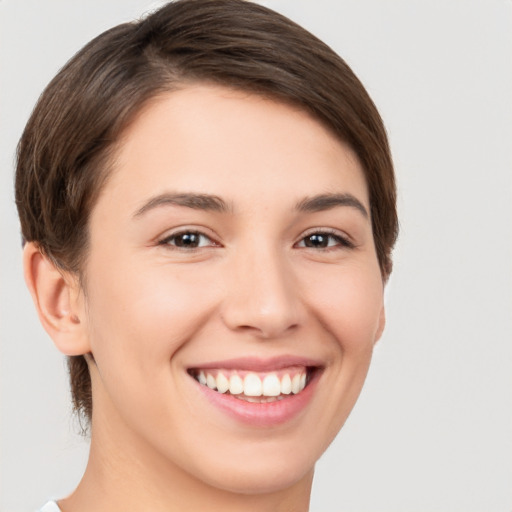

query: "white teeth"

left=216, top=372, right=229, bottom=393
left=299, top=373, right=307, bottom=392
left=195, top=369, right=310, bottom=397
left=244, top=373, right=263, bottom=397
left=206, top=373, right=216, bottom=389
left=262, top=374, right=281, bottom=396
left=291, top=374, right=301, bottom=394
left=281, top=374, right=292, bottom=394
left=229, top=374, right=244, bottom=395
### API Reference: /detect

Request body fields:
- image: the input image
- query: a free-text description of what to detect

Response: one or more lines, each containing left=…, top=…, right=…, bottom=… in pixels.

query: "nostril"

left=234, top=321, right=299, bottom=339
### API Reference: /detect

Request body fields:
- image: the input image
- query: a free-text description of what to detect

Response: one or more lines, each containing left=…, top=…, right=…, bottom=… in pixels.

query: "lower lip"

left=193, top=371, right=321, bottom=427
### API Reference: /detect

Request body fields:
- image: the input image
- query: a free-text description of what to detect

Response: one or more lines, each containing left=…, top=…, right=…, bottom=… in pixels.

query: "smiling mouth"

left=188, top=366, right=317, bottom=403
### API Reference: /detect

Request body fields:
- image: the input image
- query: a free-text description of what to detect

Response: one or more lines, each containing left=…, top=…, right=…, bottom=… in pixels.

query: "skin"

left=24, top=85, right=385, bottom=512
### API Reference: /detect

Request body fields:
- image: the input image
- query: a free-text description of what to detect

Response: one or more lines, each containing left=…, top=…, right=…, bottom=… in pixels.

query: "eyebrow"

left=133, top=192, right=230, bottom=217
left=133, top=191, right=368, bottom=219
left=295, top=193, right=369, bottom=218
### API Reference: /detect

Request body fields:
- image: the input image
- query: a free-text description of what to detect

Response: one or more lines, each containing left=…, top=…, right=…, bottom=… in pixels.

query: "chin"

left=198, top=457, right=315, bottom=496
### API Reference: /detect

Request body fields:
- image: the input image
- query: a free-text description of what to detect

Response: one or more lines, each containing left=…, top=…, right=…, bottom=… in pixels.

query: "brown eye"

left=297, top=232, right=353, bottom=249
left=161, top=231, right=214, bottom=249
left=303, top=234, right=330, bottom=248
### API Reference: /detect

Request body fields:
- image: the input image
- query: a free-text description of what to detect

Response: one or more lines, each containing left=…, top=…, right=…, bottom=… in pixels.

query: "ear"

left=374, top=305, right=386, bottom=345
left=23, top=242, right=90, bottom=356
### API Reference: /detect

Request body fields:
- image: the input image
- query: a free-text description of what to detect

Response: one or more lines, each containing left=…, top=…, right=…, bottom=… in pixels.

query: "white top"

left=39, top=501, right=61, bottom=512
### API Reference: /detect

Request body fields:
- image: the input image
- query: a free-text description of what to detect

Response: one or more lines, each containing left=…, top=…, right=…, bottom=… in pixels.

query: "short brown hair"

left=16, top=0, right=398, bottom=425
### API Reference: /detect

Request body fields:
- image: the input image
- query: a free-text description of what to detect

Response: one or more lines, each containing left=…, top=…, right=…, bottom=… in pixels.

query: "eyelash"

left=294, top=229, right=355, bottom=250
left=158, top=228, right=354, bottom=251
left=158, top=230, right=217, bottom=250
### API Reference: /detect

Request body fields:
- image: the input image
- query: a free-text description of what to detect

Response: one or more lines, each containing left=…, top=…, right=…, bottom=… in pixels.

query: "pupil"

left=306, top=234, right=327, bottom=248
left=177, top=233, right=199, bottom=247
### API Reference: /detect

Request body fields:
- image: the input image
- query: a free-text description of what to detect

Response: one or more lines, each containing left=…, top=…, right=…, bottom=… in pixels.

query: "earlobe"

left=23, top=242, right=90, bottom=356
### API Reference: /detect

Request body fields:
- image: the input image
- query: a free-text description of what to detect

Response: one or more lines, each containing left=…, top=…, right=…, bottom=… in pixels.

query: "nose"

left=220, top=244, right=302, bottom=339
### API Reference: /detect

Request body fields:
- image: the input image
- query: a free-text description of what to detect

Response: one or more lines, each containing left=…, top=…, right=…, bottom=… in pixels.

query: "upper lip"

left=188, top=355, right=323, bottom=372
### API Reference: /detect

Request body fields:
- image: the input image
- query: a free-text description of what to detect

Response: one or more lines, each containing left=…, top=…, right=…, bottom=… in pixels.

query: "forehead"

left=100, top=84, right=368, bottom=213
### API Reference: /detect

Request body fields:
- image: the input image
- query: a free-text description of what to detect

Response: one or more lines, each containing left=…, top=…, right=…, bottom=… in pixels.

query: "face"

left=80, top=85, right=385, bottom=494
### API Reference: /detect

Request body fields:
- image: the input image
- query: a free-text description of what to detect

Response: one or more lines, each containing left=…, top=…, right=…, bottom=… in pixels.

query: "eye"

left=296, top=231, right=354, bottom=250
left=159, top=230, right=216, bottom=249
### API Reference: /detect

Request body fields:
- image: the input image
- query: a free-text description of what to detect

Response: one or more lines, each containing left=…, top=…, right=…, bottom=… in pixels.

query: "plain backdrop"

left=1, top=1, right=510, bottom=511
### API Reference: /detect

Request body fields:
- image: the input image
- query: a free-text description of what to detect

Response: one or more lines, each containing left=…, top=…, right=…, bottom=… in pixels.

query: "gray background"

left=1, top=1, right=510, bottom=511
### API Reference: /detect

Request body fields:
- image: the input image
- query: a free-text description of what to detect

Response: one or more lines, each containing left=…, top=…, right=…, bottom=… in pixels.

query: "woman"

left=16, top=0, right=397, bottom=510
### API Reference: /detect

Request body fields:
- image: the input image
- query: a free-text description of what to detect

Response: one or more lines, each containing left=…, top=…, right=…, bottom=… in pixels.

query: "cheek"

left=302, top=261, right=384, bottom=352
left=83, top=259, right=220, bottom=374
